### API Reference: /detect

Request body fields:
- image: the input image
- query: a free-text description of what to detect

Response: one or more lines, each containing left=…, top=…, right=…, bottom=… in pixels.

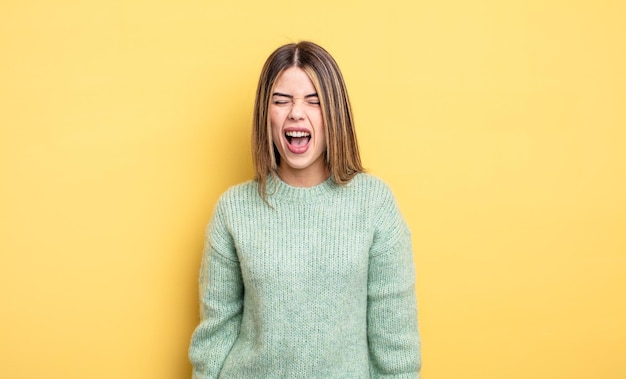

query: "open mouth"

left=285, top=130, right=311, bottom=147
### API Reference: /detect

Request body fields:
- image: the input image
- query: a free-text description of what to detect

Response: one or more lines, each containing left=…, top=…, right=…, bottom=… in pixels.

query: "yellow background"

left=1, top=0, right=624, bottom=378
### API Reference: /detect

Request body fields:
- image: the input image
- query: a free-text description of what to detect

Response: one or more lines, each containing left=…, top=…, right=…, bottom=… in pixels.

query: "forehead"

left=273, top=67, right=317, bottom=95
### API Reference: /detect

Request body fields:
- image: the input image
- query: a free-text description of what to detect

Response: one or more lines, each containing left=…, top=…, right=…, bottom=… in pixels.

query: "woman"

left=189, top=41, right=421, bottom=378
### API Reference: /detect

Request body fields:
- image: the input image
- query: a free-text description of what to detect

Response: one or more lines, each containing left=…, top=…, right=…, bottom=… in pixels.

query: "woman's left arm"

left=367, top=190, right=421, bottom=378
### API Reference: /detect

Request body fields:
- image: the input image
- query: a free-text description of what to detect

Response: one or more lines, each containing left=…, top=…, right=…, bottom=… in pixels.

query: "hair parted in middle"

left=252, top=41, right=364, bottom=201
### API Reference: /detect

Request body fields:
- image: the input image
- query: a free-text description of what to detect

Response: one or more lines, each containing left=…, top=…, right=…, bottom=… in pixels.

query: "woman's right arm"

left=189, top=202, right=243, bottom=379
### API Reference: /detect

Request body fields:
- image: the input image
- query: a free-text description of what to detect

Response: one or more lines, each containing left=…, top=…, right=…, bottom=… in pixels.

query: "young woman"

left=189, top=41, right=421, bottom=378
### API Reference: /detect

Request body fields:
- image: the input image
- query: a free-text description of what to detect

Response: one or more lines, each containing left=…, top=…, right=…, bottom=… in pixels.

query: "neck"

left=277, top=165, right=330, bottom=188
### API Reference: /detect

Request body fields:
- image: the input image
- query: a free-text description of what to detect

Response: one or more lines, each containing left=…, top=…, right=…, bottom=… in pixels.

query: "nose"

left=288, top=100, right=305, bottom=120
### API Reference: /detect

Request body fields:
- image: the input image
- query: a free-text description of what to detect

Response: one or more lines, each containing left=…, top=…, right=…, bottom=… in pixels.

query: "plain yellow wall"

left=1, top=0, right=624, bottom=378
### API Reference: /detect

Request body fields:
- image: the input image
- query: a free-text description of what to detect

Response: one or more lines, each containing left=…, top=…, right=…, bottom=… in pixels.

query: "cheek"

left=270, top=115, right=282, bottom=142
left=269, top=110, right=280, bottom=136
left=312, top=111, right=325, bottom=132
left=269, top=107, right=284, bottom=126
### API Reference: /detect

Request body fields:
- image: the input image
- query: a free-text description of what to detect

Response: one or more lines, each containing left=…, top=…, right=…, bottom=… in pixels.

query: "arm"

left=189, top=202, right=243, bottom=379
left=367, top=190, right=421, bottom=378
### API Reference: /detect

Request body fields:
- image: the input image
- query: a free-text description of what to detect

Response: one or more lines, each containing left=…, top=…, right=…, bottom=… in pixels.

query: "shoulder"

left=211, top=180, right=261, bottom=218
left=347, top=173, right=396, bottom=203
left=219, top=180, right=258, bottom=203
left=350, top=174, right=407, bottom=232
left=348, top=172, right=390, bottom=189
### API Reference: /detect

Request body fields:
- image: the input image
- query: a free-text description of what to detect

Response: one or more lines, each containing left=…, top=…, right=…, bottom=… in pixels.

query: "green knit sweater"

left=189, top=173, right=421, bottom=378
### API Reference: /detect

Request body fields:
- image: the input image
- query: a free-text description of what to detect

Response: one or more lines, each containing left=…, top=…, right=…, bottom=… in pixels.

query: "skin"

left=270, top=66, right=329, bottom=187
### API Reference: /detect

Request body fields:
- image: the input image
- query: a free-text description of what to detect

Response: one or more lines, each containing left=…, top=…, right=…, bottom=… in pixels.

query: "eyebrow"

left=272, top=92, right=319, bottom=98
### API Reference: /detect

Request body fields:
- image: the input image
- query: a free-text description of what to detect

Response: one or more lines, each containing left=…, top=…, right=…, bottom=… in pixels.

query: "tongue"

left=291, top=137, right=309, bottom=147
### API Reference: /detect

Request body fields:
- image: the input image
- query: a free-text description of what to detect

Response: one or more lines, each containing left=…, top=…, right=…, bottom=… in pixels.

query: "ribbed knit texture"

left=189, top=173, right=421, bottom=378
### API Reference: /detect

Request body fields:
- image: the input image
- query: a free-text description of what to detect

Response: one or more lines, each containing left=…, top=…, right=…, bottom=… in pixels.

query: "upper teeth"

left=286, top=131, right=310, bottom=137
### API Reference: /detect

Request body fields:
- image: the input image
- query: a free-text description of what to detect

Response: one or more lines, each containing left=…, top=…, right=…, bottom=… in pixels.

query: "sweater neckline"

left=267, top=174, right=338, bottom=203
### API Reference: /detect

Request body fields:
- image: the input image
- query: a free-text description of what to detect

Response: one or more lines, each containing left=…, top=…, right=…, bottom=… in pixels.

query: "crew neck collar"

left=266, top=174, right=338, bottom=204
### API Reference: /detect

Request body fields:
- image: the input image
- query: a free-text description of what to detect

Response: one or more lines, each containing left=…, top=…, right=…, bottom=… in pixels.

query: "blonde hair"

left=252, top=41, right=363, bottom=201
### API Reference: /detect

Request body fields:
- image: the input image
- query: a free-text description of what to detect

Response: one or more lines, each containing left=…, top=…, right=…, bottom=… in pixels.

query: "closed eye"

left=271, top=93, right=320, bottom=106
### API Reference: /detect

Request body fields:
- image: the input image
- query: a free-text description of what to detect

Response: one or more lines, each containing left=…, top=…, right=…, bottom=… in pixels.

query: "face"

left=270, top=66, right=328, bottom=186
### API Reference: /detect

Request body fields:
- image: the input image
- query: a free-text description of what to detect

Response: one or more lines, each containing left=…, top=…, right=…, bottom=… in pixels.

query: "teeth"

left=285, top=131, right=310, bottom=138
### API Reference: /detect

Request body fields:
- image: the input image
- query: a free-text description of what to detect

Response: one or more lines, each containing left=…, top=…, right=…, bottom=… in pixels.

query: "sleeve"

left=188, top=199, right=244, bottom=379
left=367, top=188, right=422, bottom=378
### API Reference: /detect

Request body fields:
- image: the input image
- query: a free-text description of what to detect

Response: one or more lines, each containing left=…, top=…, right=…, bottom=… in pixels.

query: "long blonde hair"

left=252, top=41, right=363, bottom=202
